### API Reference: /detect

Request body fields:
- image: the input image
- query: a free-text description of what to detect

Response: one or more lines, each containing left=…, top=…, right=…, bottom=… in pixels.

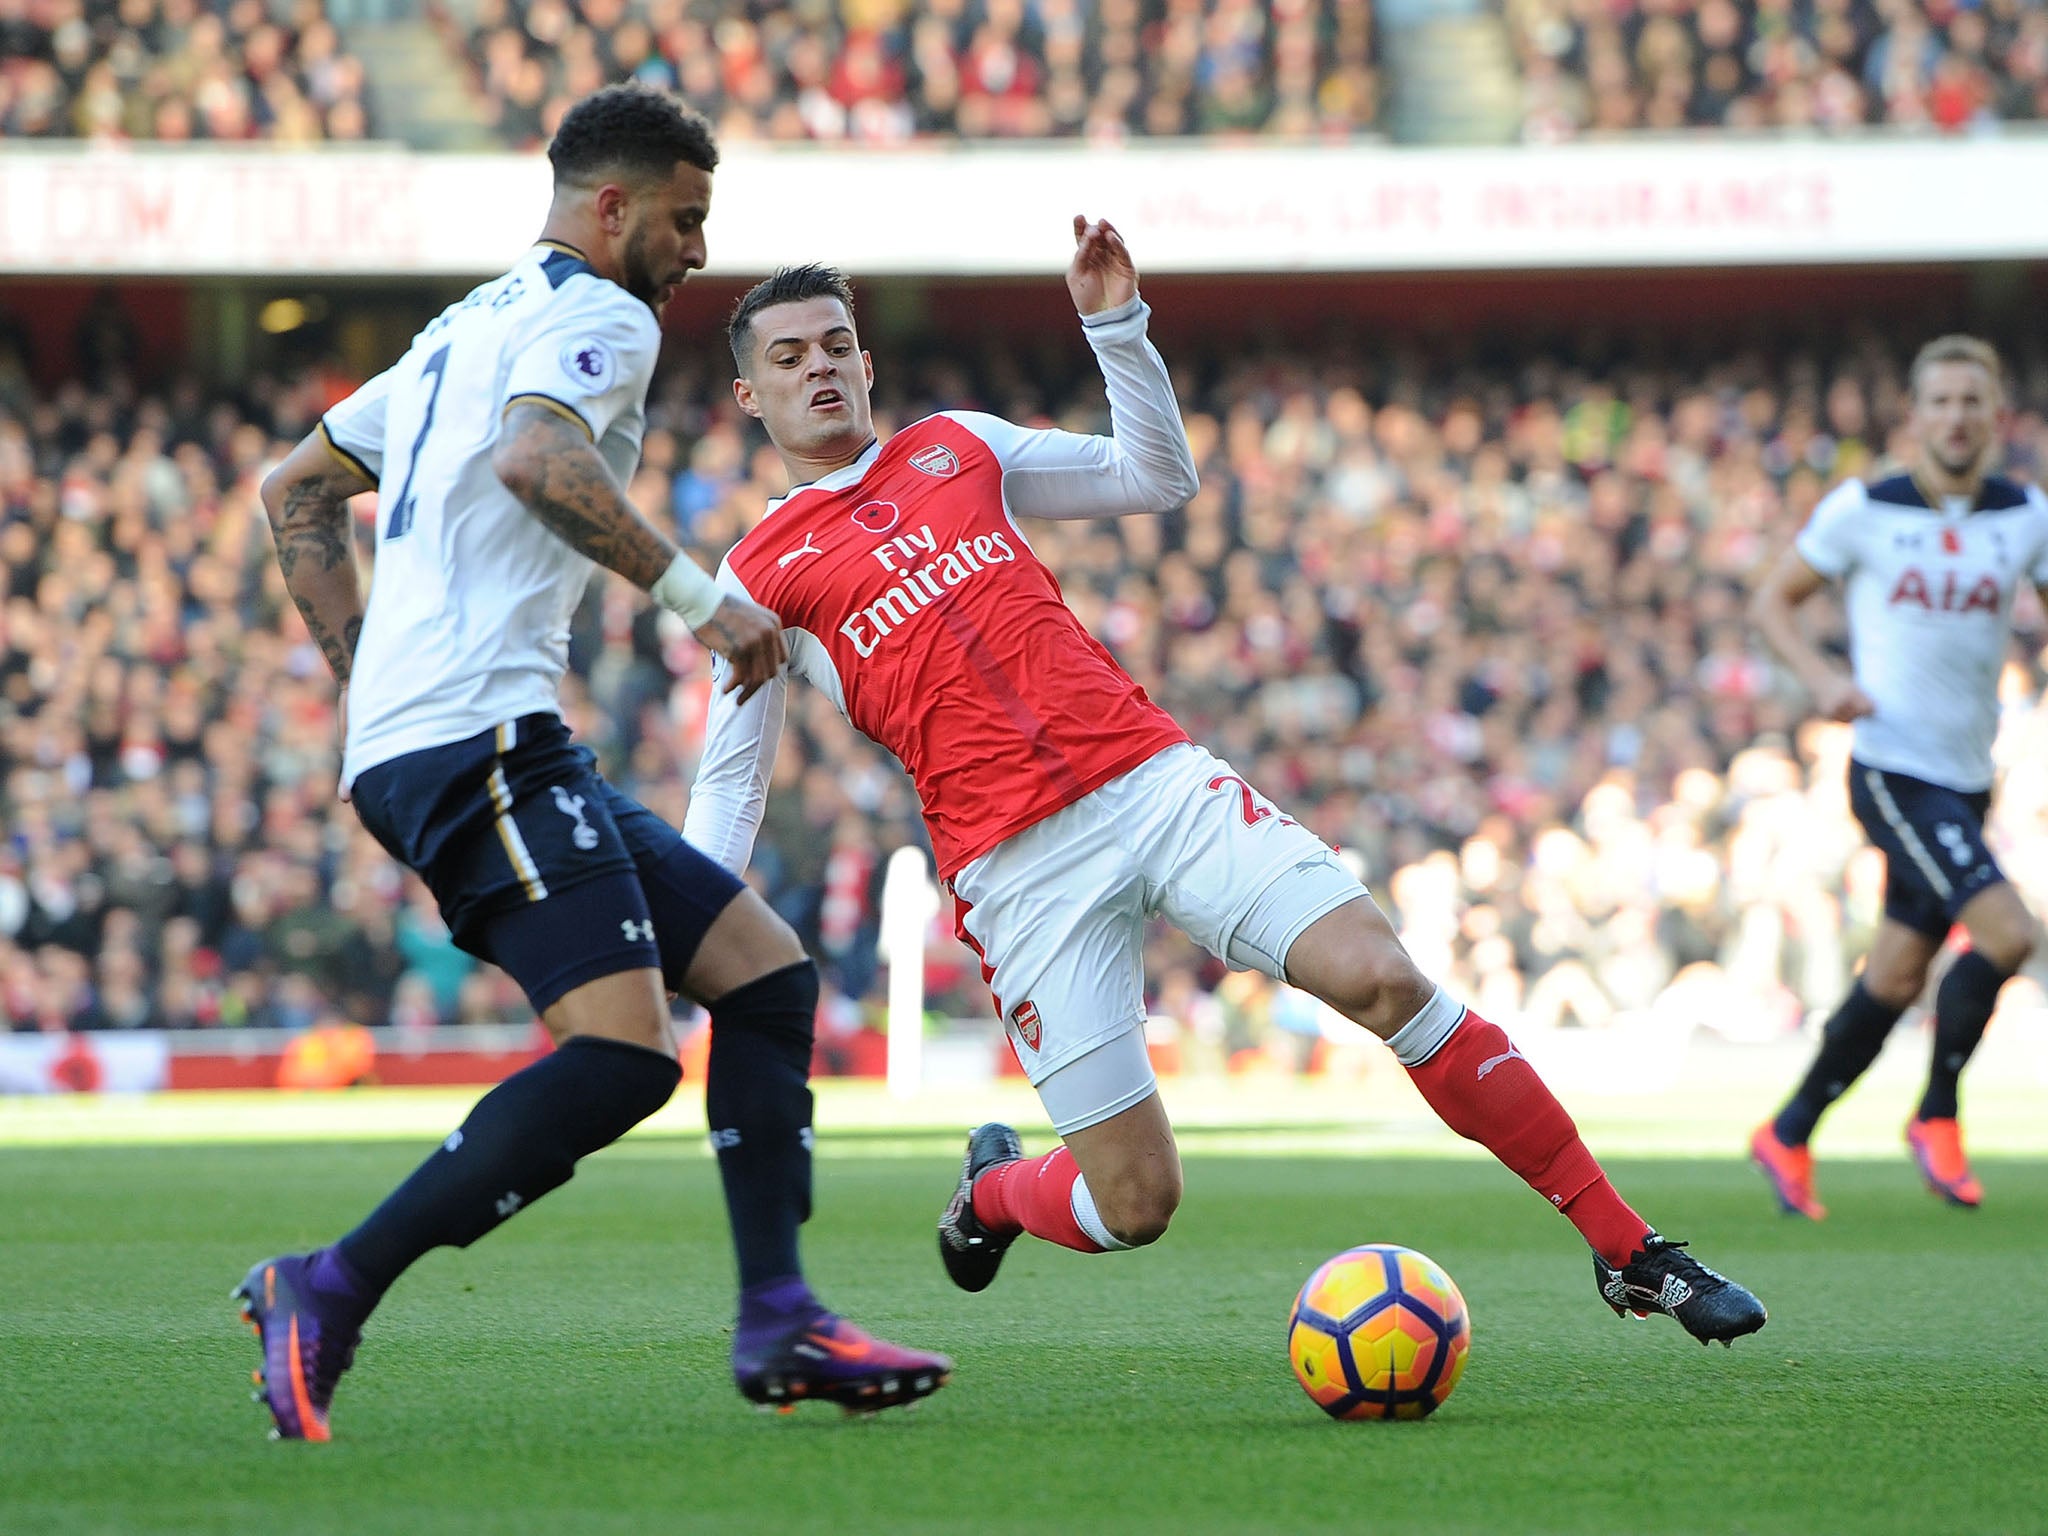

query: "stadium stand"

left=0, top=0, right=373, bottom=141
left=1508, top=0, right=2048, bottom=138
left=5, top=300, right=2048, bottom=1054
left=447, top=0, right=1378, bottom=147
left=441, top=0, right=2048, bottom=148
left=8, top=0, right=2043, bottom=148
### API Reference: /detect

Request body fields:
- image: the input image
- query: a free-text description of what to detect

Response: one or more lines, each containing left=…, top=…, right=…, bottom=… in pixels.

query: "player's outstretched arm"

left=960, top=217, right=1198, bottom=522
left=492, top=402, right=788, bottom=700
left=261, top=431, right=373, bottom=686
left=1750, top=545, right=1873, bottom=722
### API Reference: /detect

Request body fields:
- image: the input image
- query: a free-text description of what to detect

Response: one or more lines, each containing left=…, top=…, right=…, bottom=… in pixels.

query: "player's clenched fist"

left=1068, top=215, right=1138, bottom=316
left=697, top=592, right=788, bottom=703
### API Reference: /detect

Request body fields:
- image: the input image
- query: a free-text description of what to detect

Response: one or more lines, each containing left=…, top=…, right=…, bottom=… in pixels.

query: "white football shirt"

left=1794, top=472, right=2048, bottom=791
left=320, top=242, right=661, bottom=790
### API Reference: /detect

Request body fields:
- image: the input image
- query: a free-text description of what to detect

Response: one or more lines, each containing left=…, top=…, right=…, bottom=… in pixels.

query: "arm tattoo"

left=267, top=455, right=368, bottom=685
left=272, top=471, right=357, bottom=579
left=501, top=406, right=675, bottom=589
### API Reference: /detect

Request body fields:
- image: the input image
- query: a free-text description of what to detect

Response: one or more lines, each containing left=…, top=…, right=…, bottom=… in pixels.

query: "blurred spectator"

left=0, top=0, right=372, bottom=142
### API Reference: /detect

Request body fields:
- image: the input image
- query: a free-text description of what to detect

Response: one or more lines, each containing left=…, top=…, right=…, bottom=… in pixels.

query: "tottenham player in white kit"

left=686, top=220, right=1767, bottom=1346
left=1749, top=336, right=2048, bottom=1219
left=233, top=86, right=947, bottom=1441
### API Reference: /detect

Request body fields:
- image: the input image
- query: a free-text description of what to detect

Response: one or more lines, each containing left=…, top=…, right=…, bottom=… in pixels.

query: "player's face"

left=1912, top=361, right=2000, bottom=479
left=734, top=297, right=876, bottom=459
left=617, top=162, right=712, bottom=317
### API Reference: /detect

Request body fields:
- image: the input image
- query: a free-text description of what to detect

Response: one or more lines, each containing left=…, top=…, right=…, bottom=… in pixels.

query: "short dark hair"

left=548, top=85, right=718, bottom=188
left=729, top=264, right=857, bottom=374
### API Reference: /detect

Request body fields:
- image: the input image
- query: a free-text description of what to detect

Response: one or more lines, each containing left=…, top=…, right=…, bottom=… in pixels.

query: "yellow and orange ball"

left=1287, top=1244, right=1471, bottom=1421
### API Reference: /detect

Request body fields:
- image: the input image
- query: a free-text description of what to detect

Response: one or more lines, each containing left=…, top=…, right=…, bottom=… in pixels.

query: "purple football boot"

left=233, top=1252, right=364, bottom=1441
left=733, top=1306, right=953, bottom=1415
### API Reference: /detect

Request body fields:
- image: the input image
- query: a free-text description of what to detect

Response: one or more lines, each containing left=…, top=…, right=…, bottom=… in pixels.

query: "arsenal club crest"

left=850, top=499, right=901, bottom=535
left=1011, top=1000, right=1042, bottom=1052
left=909, top=444, right=959, bottom=477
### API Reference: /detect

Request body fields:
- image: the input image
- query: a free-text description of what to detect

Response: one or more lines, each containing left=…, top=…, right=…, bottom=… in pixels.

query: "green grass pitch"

left=3, top=1114, right=2046, bottom=1535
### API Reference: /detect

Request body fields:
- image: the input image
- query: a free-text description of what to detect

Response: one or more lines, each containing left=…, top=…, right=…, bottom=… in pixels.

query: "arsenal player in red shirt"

left=685, top=217, right=1766, bottom=1346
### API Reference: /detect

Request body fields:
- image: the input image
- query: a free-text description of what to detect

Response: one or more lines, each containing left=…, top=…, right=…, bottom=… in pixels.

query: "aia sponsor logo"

left=850, top=499, right=901, bottom=535
left=1888, top=567, right=1999, bottom=614
left=1011, top=1000, right=1042, bottom=1052
left=909, top=444, right=958, bottom=478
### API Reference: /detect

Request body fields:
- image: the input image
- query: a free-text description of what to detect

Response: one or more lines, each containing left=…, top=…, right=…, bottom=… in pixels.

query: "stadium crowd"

left=7, top=0, right=2045, bottom=147
left=5, top=301, right=2048, bottom=1062
left=462, top=0, right=2047, bottom=148
left=0, top=0, right=373, bottom=140
left=1509, top=0, right=2048, bottom=138
left=453, top=0, right=1376, bottom=147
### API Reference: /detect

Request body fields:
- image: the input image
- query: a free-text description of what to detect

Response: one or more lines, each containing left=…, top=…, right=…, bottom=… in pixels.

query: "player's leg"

left=1272, top=885, right=1766, bottom=1343
left=938, top=814, right=1172, bottom=1284
left=236, top=719, right=680, bottom=1438
left=939, top=1032, right=1179, bottom=1292
left=1278, top=897, right=1654, bottom=1258
left=1751, top=915, right=1936, bottom=1217
left=237, top=899, right=677, bottom=1441
left=1909, top=820, right=2033, bottom=1206
left=611, top=796, right=949, bottom=1410
left=1145, top=744, right=1764, bottom=1342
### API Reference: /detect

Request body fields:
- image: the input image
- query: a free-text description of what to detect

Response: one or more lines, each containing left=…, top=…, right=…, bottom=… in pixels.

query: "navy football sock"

left=706, top=961, right=819, bottom=1290
left=1918, top=951, right=2007, bottom=1122
left=336, top=1035, right=680, bottom=1303
left=1773, top=983, right=1903, bottom=1147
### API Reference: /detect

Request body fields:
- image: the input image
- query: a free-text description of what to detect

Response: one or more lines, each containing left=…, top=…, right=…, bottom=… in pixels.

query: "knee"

left=1316, top=943, right=1432, bottom=1024
left=1978, top=923, right=2037, bottom=976
left=1097, top=1165, right=1183, bottom=1248
left=1858, top=962, right=1926, bottom=1012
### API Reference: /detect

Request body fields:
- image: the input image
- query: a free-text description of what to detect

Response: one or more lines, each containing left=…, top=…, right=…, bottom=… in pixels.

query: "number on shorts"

left=386, top=343, right=451, bottom=540
left=1207, top=773, right=1296, bottom=829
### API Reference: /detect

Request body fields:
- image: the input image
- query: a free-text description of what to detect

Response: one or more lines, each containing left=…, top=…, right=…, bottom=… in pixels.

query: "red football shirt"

left=685, top=300, right=1199, bottom=878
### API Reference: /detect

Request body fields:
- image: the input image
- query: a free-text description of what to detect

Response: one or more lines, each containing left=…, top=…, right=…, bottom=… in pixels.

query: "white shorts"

left=951, top=742, right=1371, bottom=1134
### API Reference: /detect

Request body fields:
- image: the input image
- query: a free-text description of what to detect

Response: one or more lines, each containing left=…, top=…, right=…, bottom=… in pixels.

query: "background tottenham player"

left=235, top=84, right=947, bottom=1441
left=684, top=217, right=1767, bottom=1346
left=1748, top=335, right=2048, bottom=1219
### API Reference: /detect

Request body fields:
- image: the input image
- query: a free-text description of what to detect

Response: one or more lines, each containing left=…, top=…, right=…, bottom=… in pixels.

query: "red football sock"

left=970, top=1147, right=1107, bottom=1254
left=1404, top=1011, right=1650, bottom=1267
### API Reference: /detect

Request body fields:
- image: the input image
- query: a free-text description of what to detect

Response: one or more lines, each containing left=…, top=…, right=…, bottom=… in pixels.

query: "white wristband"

left=650, top=551, right=724, bottom=629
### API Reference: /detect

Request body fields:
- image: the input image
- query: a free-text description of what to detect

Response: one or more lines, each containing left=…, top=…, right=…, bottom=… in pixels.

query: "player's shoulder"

left=931, top=408, right=1006, bottom=437
left=1976, top=473, right=2038, bottom=514
left=1807, top=474, right=1872, bottom=521
left=526, top=248, right=659, bottom=340
left=1859, top=472, right=1925, bottom=510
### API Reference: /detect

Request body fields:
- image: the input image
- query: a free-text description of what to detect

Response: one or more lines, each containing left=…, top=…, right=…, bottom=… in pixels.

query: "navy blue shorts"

left=352, top=712, right=745, bottom=1013
left=1847, top=760, right=2002, bottom=938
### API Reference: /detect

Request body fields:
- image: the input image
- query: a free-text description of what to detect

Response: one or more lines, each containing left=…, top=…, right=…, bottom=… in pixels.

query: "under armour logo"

left=1476, top=1047, right=1526, bottom=1080
left=495, top=1191, right=524, bottom=1218
left=444, top=1130, right=464, bottom=1153
left=778, top=532, right=824, bottom=568
left=621, top=918, right=654, bottom=943
left=551, top=784, right=599, bottom=850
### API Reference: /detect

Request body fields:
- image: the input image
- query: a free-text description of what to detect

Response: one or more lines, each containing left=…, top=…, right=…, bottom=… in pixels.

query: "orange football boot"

left=1749, top=1122, right=1827, bottom=1220
left=1906, top=1117, right=1983, bottom=1208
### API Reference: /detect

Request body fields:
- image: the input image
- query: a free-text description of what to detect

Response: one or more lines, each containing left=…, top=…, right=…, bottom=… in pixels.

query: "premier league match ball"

left=1287, top=1244, right=1471, bottom=1421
